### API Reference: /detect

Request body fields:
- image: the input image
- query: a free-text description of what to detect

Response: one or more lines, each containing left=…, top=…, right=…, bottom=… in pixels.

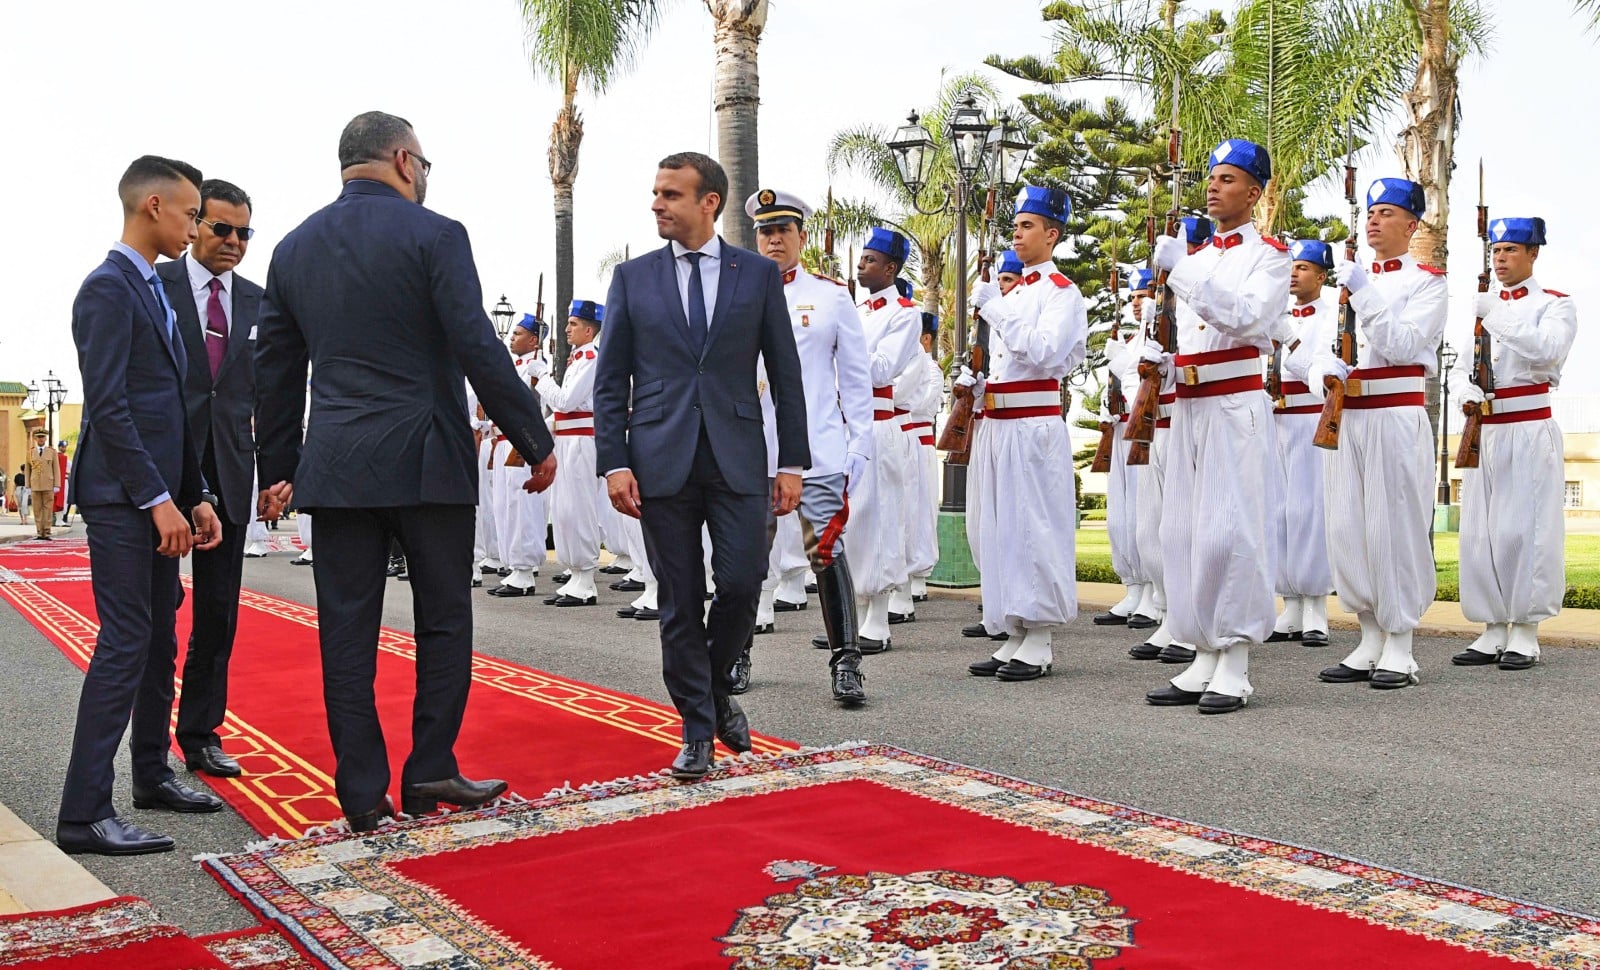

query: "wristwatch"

left=198, top=490, right=220, bottom=508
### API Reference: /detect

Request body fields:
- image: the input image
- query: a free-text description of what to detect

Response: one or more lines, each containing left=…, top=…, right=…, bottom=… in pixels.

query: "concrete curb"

left=0, top=803, right=113, bottom=915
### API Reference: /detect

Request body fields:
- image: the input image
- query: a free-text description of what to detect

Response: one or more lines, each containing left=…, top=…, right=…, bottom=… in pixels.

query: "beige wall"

left=1442, top=430, right=1598, bottom=516
left=3, top=399, right=82, bottom=504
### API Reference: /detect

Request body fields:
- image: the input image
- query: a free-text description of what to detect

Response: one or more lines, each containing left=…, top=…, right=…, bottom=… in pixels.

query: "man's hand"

left=1474, top=291, right=1497, bottom=321
left=151, top=500, right=193, bottom=558
left=844, top=452, right=869, bottom=491
left=257, top=481, right=292, bottom=522
left=1140, top=299, right=1157, bottom=326
left=1335, top=258, right=1368, bottom=295
left=527, top=357, right=551, bottom=380
left=608, top=469, right=642, bottom=519
left=524, top=452, right=557, bottom=493
left=1138, top=338, right=1167, bottom=367
left=772, top=471, right=802, bottom=516
left=970, top=280, right=1001, bottom=309
left=1309, top=358, right=1352, bottom=400
left=192, top=502, right=223, bottom=552
left=1152, top=225, right=1189, bottom=272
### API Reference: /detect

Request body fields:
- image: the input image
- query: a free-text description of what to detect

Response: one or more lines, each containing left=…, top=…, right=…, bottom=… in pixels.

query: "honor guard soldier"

left=1453, top=218, right=1576, bottom=670
left=1097, top=267, right=1154, bottom=627
left=1270, top=240, right=1337, bottom=647
left=25, top=430, right=58, bottom=539
left=1142, top=139, right=1291, bottom=713
left=485, top=316, right=549, bottom=597
left=529, top=300, right=607, bottom=606
left=887, top=296, right=935, bottom=624
left=901, top=312, right=943, bottom=606
left=743, top=189, right=873, bottom=702
left=1310, top=178, right=1447, bottom=690
left=996, top=249, right=1024, bottom=295
left=1126, top=219, right=1212, bottom=663
left=961, top=185, right=1088, bottom=681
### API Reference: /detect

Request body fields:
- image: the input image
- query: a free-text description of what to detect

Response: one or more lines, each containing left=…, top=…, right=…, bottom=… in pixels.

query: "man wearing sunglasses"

left=157, top=179, right=262, bottom=782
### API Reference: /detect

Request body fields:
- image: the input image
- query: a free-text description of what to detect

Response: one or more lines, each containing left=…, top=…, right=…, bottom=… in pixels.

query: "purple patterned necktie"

left=205, top=277, right=228, bottom=378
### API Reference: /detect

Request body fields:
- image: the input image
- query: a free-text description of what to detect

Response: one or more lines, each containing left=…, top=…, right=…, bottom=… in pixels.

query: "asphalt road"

left=1, top=549, right=1597, bottom=936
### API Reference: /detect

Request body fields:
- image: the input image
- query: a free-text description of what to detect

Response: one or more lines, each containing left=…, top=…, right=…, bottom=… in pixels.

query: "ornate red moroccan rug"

left=198, top=925, right=324, bottom=969
left=201, top=744, right=1600, bottom=969
left=0, top=896, right=225, bottom=968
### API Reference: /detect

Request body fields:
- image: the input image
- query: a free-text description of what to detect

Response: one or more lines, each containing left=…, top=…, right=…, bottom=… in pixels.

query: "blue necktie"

left=684, top=252, right=708, bottom=351
left=147, top=273, right=175, bottom=339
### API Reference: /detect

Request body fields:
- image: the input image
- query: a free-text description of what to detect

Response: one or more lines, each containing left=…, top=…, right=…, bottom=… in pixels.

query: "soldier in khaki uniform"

left=26, top=430, right=59, bottom=539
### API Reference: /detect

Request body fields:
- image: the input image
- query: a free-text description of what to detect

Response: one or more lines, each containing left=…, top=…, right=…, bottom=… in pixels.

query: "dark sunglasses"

left=200, top=218, right=255, bottom=242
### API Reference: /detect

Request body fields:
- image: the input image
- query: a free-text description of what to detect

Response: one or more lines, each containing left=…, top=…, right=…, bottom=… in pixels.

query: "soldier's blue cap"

left=1289, top=239, right=1335, bottom=269
left=1015, top=184, right=1070, bottom=223
left=922, top=312, right=939, bottom=337
left=1366, top=178, right=1425, bottom=217
left=1208, top=139, right=1272, bottom=185
left=1129, top=268, right=1154, bottom=292
left=997, top=250, right=1024, bottom=275
left=1489, top=217, right=1546, bottom=246
left=864, top=227, right=910, bottom=265
left=1177, top=215, right=1213, bottom=245
left=569, top=300, right=604, bottom=325
left=514, top=313, right=540, bottom=333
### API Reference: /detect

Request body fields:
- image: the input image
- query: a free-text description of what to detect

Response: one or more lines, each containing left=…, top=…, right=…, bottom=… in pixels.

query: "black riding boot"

left=817, top=558, right=866, bottom=704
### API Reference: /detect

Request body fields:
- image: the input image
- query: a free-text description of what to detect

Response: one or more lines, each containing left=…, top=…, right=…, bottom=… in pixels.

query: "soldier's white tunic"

left=1103, top=320, right=1145, bottom=597
left=467, top=384, right=499, bottom=568
left=1459, top=279, right=1576, bottom=631
left=491, top=353, right=548, bottom=586
left=539, top=343, right=605, bottom=580
left=1274, top=294, right=1337, bottom=597
left=905, top=352, right=943, bottom=581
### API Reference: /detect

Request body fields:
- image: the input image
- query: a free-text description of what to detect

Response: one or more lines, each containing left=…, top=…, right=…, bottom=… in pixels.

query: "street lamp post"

left=491, top=295, right=515, bottom=340
left=1438, top=342, right=1457, bottom=505
left=26, top=371, right=68, bottom=447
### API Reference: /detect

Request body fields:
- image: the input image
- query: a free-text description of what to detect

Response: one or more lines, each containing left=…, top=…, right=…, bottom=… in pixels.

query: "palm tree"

left=706, top=0, right=768, bottom=249
left=518, top=0, right=663, bottom=374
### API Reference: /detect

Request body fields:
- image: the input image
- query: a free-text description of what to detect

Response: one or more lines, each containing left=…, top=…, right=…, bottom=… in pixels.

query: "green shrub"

left=1079, top=494, right=1107, bottom=511
left=1076, top=559, right=1121, bottom=584
left=1565, top=585, right=1600, bottom=609
left=1081, top=509, right=1106, bottom=522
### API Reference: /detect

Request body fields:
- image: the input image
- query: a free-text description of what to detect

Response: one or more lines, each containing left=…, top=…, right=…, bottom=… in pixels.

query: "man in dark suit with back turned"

left=595, top=152, right=809, bottom=780
left=58, top=156, right=224, bottom=856
left=254, top=111, right=556, bottom=831
left=159, top=179, right=262, bottom=779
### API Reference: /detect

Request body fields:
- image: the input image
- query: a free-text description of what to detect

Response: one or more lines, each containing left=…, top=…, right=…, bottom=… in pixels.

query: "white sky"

left=2, top=0, right=1594, bottom=402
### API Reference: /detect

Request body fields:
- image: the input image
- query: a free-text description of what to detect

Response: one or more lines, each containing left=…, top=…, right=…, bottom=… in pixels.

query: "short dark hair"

left=658, top=152, right=728, bottom=218
left=339, top=111, right=415, bottom=169
left=118, top=155, right=203, bottom=214
left=200, top=179, right=252, bottom=217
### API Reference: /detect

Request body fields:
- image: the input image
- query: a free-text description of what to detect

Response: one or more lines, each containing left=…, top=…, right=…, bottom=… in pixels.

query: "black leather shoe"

left=497, top=566, right=512, bottom=577
left=480, top=564, right=502, bottom=574
left=1319, top=663, right=1372, bottom=683
left=57, top=817, right=174, bottom=856
left=347, top=796, right=395, bottom=833
left=774, top=599, right=806, bottom=612
left=805, top=581, right=818, bottom=594
left=1146, top=685, right=1203, bottom=706
left=542, top=593, right=561, bottom=604
left=633, top=607, right=661, bottom=621
left=1265, top=630, right=1302, bottom=643
left=995, top=660, right=1049, bottom=682
left=831, top=664, right=866, bottom=705
left=671, top=741, right=713, bottom=780
left=599, top=564, right=630, bottom=575
left=1128, top=642, right=1163, bottom=661
left=1157, top=645, right=1196, bottom=664
left=912, top=593, right=929, bottom=603
left=858, top=636, right=890, bottom=655
left=487, top=584, right=535, bottom=597
left=554, top=594, right=598, bottom=607
left=385, top=556, right=406, bottom=577
left=552, top=571, right=571, bottom=584
left=753, top=622, right=774, bottom=635
left=729, top=649, right=752, bottom=695
left=1300, top=630, right=1330, bottom=648
left=616, top=606, right=638, bottom=618
left=471, top=577, right=483, bottom=588
left=131, top=779, right=223, bottom=813
left=811, top=633, right=831, bottom=649
left=1126, top=613, right=1158, bottom=630
left=1498, top=652, right=1536, bottom=671
left=961, top=623, right=992, bottom=638
left=1093, top=611, right=1129, bottom=626
left=1369, top=670, right=1417, bottom=690
left=968, top=657, right=1004, bottom=677
left=291, top=556, right=314, bottom=566
left=401, top=775, right=508, bottom=815
left=1452, top=648, right=1499, bottom=666
left=714, top=695, right=752, bottom=753
left=888, top=611, right=914, bottom=624
left=610, top=578, right=645, bottom=592
left=185, top=746, right=242, bottom=778
left=1199, top=691, right=1246, bottom=714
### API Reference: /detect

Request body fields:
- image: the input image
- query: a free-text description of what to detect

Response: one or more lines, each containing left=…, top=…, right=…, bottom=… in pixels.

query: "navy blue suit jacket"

left=69, top=250, right=204, bottom=511
left=594, top=241, right=809, bottom=497
left=254, top=180, right=554, bottom=507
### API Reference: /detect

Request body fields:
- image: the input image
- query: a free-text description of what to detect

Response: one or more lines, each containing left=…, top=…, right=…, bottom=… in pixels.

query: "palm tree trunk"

left=707, top=0, right=767, bottom=249
left=549, top=80, right=583, bottom=379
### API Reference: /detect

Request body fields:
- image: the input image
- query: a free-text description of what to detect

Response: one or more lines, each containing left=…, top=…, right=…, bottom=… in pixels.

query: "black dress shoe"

left=1093, top=611, right=1129, bottom=626
left=1265, top=630, right=1302, bottom=643
left=1128, top=642, right=1163, bottom=661
left=968, top=657, right=1004, bottom=676
left=57, top=817, right=174, bottom=856
left=1369, top=670, right=1417, bottom=690
left=385, top=556, right=406, bottom=577
left=1319, top=663, right=1372, bottom=683
left=1199, top=691, right=1246, bottom=714
left=811, top=633, right=831, bottom=649
left=912, top=593, right=929, bottom=603
left=402, top=775, right=508, bottom=816
left=859, top=636, right=890, bottom=655
left=1126, top=613, right=1158, bottom=630
left=1146, top=685, right=1203, bottom=706
left=498, top=566, right=512, bottom=577
left=1498, top=652, right=1536, bottom=671
left=714, top=695, right=752, bottom=753
left=291, top=556, right=314, bottom=566
left=729, top=649, right=753, bottom=695
left=132, top=778, right=223, bottom=813
left=774, top=599, right=806, bottom=612
left=1157, top=644, right=1196, bottom=664
left=1300, top=630, right=1330, bottom=648
left=487, top=584, right=535, bottom=597
left=185, top=746, right=242, bottom=778
left=616, top=606, right=638, bottom=618
left=961, top=623, right=992, bottom=638
left=553, top=594, right=597, bottom=607
left=671, top=741, right=713, bottom=780
left=752, top=621, right=774, bottom=635
left=633, top=607, right=661, bottom=621
left=480, top=564, right=502, bottom=574
left=552, top=571, right=571, bottom=584
left=995, top=660, right=1049, bottom=682
left=888, top=611, right=915, bottom=624
left=471, top=577, right=483, bottom=588
left=543, top=593, right=561, bottom=605
left=610, top=578, right=646, bottom=592
left=832, top=664, right=866, bottom=705
left=599, top=564, right=630, bottom=575
left=347, top=796, right=395, bottom=833
left=1452, top=648, right=1499, bottom=666
left=805, top=582, right=818, bottom=594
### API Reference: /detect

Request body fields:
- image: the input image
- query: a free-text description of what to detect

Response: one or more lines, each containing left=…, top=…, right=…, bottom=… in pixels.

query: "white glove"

left=1335, top=258, right=1368, bottom=295
left=526, top=357, right=551, bottom=379
left=53, top=488, right=60, bottom=494
left=1140, top=298, right=1156, bottom=326
left=970, top=281, right=1001, bottom=309
left=1151, top=225, right=1189, bottom=272
left=954, top=365, right=980, bottom=388
left=1457, top=379, right=1486, bottom=407
left=1474, top=292, right=1496, bottom=320
left=1308, top=358, right=1352, bottom=400
left=844, top=452, right=869, bottom=489
left=1138, top=338, right=1167, bottom=366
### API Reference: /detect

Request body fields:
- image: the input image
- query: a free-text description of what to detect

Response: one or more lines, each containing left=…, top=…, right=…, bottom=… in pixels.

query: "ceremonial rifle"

left=533, top=273, right=546, bottom=359
left=1313, top=123, right=1359, bottom=450
left=1265, top=235, right=1287, bottom=408
left=1124, top=75, right=1183, bottom=466
left=1089, top=240, right=1122, bottom=474
left=934, top=210, right=994, bottom=465
left=1455, top=160, right=1493, bottom=469
left=824, top=187, right=837, bottom=278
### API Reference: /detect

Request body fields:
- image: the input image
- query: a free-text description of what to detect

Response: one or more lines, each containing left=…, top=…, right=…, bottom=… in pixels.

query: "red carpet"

left=0, top=538, right=792, bottom=838
left=0, top=896, right=224, bottom=968
left=197, top=925, right=322, bottom=969
left=204, top=745, right=1600, bottom=969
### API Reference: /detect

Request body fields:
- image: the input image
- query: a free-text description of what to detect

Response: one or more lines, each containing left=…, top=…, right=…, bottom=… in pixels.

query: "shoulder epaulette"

left=1049, top=273, right=1073, bottom=288
left=585, top=350, right=596, bottom=360
left=812, top=273, right=847, bottom=287
left=1544, top=288, right=1569, bottom=298
left=1261, top=236, right=1288, bottom=252
left=1418, top=263, right=1445, bottom=276
left=897, top=297, right=915, bottom=308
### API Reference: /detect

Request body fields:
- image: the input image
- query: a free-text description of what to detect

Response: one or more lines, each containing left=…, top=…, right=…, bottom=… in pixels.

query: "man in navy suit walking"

left=254, top=111, right=556, bottom=830
left=58, top=156, right=224, bottom=856
left=594, top=152, right=809, bottom=780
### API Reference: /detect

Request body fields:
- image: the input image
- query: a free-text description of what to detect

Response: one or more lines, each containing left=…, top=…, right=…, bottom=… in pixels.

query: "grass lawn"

left=1070, top=528, right=1600, bottom=602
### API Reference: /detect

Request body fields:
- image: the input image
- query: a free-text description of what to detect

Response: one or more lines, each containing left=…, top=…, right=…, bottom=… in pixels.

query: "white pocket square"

left=248, top=325, right=258, bottom=340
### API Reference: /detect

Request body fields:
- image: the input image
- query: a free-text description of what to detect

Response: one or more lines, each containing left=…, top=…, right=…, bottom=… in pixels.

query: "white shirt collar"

left=1020, top=260, right=1056, bottom=279
left=670, top=235, right=722, bottom=261
left=185, top=251, right=232, bottom=295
